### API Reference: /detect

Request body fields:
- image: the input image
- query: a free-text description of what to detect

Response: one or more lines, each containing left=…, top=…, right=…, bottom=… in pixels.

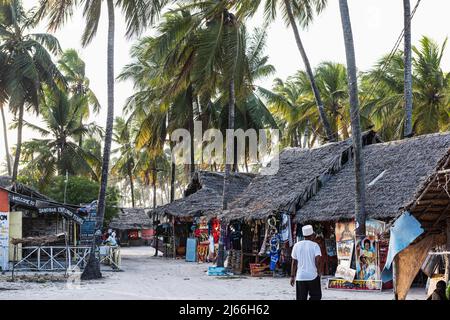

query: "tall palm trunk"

left=152, top=168, right=157, bottom=209
left=128, top=165, right=135, bottom=208
left=12, top=102, right=24, bottom=182
left=217, top=10, right=240, bottom=267
left=338, top=0, right=366, bottom=237
left=403, top=0, right=413, bottom=138
left=283, top=0, right=335, bottom=142
left=81, top=0, right=115, bottom=281
left=1, top=105, right=11, bottom=176
left=187, top=85, right=195, bottom=176
left=170, top=161, right=175, bottom=203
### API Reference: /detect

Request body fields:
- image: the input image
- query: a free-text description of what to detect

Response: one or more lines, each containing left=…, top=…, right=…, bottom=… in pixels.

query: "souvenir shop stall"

left=185, top=216, right=220, bottom=263
left=224, top=213, right=294, bottom=276
left=323, top=219, right=389, bottom=291
left=154, top=214, right=221, bottom=261
left=148, top=171, right=254, bottom=259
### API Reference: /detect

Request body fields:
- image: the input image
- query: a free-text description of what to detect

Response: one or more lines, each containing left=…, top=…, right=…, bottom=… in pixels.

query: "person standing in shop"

left=290, top=225, right=322, bottom=300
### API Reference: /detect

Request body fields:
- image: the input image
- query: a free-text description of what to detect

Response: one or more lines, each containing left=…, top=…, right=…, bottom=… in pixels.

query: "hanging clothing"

left=280, top=214, right=290, bottom=242
left=269, top=234, right=281, bottom=271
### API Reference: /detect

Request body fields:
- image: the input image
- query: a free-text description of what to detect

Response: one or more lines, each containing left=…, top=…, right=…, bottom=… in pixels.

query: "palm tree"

left=338, top=0, right=366, bottom=236
left=362, top=37, right=449, bottom=140
left=0, top=51, right=11, bottom=175
left=0, top=0, right=66, bottom=182
left=19, top=88, right=102, bottom=189
left=237, top=0, right=335, bottom=142
left=111, top=117, right=137, bottom=208
left=262, top=62, right=353, bottom=148
left=403, top=0, right=413, bottom=137
left=36, top=0, right=167, bottom=279
left=58, top=49, right=100, bottom=146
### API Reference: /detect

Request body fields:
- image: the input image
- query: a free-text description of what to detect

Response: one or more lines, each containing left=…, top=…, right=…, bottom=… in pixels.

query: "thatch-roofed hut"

left=109, top=208, right=153, bottom=246
left=290, top=132, right=450, bottom=294
left=151, top=171, right=254, bottom=219
left=221, top=130, right=380, bottom=222
left=295, top=132, right=450, bottom=224
left=148, top=171, right=254, bottom=259
left=0, top=176, right=11, bottom=188
left=214, top=131, right=380, bottom=275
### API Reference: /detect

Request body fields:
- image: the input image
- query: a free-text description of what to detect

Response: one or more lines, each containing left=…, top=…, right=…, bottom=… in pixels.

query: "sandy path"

left=0, top=246, right=426, bottom=300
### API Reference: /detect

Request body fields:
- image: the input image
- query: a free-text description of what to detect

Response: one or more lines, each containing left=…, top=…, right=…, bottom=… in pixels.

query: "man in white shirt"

left=290, top=225, right=322, bottom=300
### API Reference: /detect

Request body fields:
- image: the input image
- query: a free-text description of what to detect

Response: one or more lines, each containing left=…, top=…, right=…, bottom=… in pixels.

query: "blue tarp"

left=381, top=212, right=424, bottom=283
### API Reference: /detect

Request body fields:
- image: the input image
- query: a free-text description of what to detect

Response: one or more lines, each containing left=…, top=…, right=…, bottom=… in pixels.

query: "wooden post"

left=74, top=223, right=77, bottom=246
left=445, top=218, right=450, bottom=282
left=393, top=255, right=399, bottom=300
left=172, top=216, right=176, bottom=260
left=11, top=244, right=17, bottom=281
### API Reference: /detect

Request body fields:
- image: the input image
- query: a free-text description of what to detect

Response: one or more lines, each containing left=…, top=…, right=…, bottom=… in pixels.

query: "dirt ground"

left=0, top=246, right=427, bottom=300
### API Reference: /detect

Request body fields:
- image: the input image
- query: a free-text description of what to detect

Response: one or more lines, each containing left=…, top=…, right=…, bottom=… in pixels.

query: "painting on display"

left=336, top=239, right=354, bottom=262
left=335, top=264, right=356, bottom=282
left=325, top=239, right=337, bottom=257
left=366, top=219, right=386, bottom=237
left=355, top=236, right=380, bottom=281
left=335, top=221, right=356, bottom=242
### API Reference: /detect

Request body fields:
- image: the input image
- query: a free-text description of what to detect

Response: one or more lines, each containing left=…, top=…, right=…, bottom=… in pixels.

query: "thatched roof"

left=109, top=208, right=153, bottom=230
left=295, top=132, right=450, bottom=224
left=221, top=131, right=380, bottom=221
left=151, top=171, right=254, bottom=218
left=0, top=176, right=11, bottom=188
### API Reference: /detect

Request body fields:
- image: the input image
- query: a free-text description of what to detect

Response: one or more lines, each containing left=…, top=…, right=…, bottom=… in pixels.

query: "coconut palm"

left=111, top=117, right=138, bottom=208
left=262, top=61, right=354, bottom=148
left=362, top=37, right=450, bottom=141
left=338, top=0, right=366, bottom=236
left=0, top=0, right=66, bottom=182
left=19, top=88, right=102, bottom=189
left=236, top=0, right=335, bottom=142
left=58, top=49, right=100, bottom=146
left=0, top=51, right=12, bottom=175
left=35, top=0, right=168, bottom=279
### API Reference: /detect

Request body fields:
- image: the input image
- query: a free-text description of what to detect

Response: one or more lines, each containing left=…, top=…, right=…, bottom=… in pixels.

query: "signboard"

left=9, top=193, right=37, bottom=208
left=80, top=208, right=97, bottom=245
left=327, top=278, right=383, bottom=291
left=0, top=212, right=9, bottom=271
left=38, top=206, right=85, bottom=224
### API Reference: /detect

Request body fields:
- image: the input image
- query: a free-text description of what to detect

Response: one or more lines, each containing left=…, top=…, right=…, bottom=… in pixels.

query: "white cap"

left=302, top=225, right=314, bottom=237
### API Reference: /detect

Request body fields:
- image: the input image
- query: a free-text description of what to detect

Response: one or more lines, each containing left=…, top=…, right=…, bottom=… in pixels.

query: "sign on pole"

left=0, top=212, right=9, bottom=271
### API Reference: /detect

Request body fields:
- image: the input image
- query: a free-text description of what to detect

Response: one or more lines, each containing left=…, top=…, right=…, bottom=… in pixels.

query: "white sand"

left=0, top=246, right=426, bottom=300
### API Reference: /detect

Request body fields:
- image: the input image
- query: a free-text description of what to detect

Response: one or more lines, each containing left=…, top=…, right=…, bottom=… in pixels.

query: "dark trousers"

left=296, top=276, right=322, bottom=300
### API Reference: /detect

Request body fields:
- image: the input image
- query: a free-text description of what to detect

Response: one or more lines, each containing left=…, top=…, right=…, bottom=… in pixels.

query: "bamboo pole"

left=445, top=218, right=450, bottom=282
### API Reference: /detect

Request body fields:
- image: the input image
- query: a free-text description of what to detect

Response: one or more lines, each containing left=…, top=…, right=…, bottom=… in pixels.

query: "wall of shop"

left=22, top=213, right=65, bottom=237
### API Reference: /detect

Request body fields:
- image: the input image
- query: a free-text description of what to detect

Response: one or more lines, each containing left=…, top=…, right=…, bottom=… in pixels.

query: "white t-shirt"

left=291, top=240, right=322, bottom=281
